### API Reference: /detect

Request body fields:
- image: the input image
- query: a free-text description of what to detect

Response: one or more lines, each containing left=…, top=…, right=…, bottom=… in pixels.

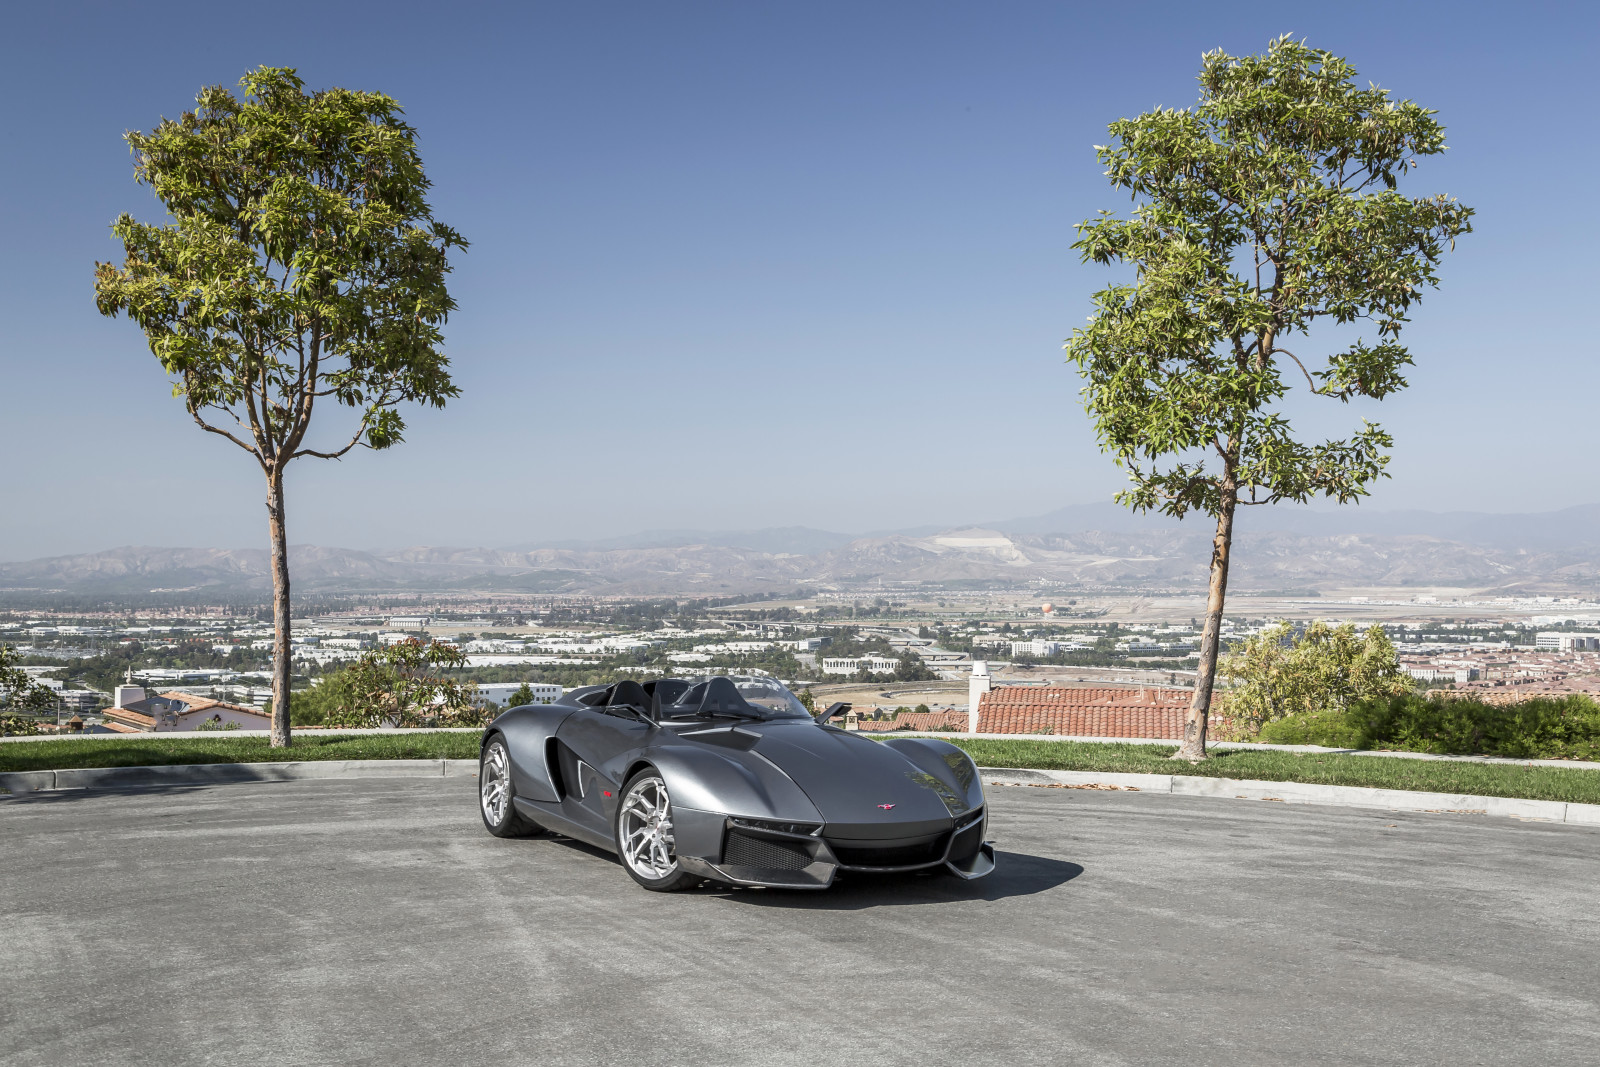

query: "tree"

left=322, top=639, right=483, bottom=728
left=890, top=654, right=937, bottom=683
left=1064, top=37, right=1471, bottom=759
left=94, top=68, right=466, bottom=748
left=1219, top=621, right=1414, bottom=734
left=507, top=682, right=539, bottom=708
left=1, top=645, right=57, bottom=736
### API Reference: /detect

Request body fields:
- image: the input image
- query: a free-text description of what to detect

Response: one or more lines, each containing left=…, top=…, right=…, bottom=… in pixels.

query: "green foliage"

left=923, top=738, right=1600, bottom=806
left=1258, top=694, right=1600, bottom=761
left=506, top=683, right=539, bottom=708
left=320, top=640, right=484, bottom=728
left=797, top=688, right=816, bottom=714
left=1, top=645, right=56, bottom=736
left=1221, top=621, right=1414, bottom=732
left=91, top=67, right=466, bottom=740
left=93, top=67, right=467, bottom=463
left=1064, top=35, right=1472, bottom=520
left=915, top=704, right=931, bottom=715
left=288, top=668, right=364, bottom=726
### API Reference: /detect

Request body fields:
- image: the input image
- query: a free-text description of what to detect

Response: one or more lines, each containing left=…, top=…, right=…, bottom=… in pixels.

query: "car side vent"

left=723, top=829, right=813, bottom=870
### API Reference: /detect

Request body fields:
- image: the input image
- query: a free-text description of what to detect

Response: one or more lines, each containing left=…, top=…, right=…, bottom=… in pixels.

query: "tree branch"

left=1270, top=347, right=1321, bottom=392
left=190, top=408, right=260, bottom=458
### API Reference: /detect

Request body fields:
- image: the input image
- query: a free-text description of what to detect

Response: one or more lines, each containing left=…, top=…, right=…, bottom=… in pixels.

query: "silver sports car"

left=478, top=675, right=995, bottom=891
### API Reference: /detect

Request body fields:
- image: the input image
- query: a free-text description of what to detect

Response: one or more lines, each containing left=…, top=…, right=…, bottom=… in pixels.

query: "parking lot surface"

left=4, top=777, right=1599, bottom=1066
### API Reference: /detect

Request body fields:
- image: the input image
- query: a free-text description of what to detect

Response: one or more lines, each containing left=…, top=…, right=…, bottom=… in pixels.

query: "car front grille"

left=827, top=833, right=949, bottom=868
left=722, top=828, right=814, bottom=870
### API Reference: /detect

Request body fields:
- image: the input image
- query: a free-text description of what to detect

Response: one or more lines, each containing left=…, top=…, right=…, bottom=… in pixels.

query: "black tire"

left=613, top=768, right=700, bottom=892
left=480, top=735, right=543, bottom=838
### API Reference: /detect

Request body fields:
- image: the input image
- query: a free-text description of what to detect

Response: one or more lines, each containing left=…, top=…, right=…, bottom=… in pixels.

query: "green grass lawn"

left=0, top=732, right=484, bottom=774
left=945, top=738, right=1600, bottom=806
left=4, top=731, right=1600, bottom=806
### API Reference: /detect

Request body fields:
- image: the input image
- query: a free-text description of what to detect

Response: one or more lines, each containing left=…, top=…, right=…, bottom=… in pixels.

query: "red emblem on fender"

left=877, top=803, right=896, bottom=810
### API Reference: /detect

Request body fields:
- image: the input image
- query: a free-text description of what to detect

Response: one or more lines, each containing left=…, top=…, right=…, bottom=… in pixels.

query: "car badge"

left=877, top=803, right=896, bottom=810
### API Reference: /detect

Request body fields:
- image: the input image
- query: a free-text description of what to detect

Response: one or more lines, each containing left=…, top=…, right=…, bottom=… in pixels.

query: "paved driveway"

left=3, top=778, right=1598, bottom=1066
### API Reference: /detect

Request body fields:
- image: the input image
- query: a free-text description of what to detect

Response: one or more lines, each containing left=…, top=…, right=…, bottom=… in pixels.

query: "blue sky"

left=1, top=1, right=1594, bottom=560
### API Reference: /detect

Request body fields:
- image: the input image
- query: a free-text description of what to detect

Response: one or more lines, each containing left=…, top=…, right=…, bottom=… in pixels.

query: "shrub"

left=1220, top=621, right=1414, bottom=734
left=311, top=640, right=486, bottom=729
left=1257, top=693, right=1600, bottom=760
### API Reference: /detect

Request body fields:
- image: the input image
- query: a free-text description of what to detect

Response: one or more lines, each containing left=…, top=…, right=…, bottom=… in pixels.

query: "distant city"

left=8, top=587, right=1600, bottom=732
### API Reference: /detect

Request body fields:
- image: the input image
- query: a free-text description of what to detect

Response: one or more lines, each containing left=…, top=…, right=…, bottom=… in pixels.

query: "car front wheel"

left=614, top=770, right=699, bottom=892
left=480, top=736, right=542, bottom=838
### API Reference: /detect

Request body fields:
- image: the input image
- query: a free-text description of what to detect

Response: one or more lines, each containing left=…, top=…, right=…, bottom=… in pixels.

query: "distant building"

left=101, top=686, right=272, bottom=733
left=386, top=616, right=431, bottom=629
left=1405, top=666, right=1480, bottom=684
left=1536, top=632, right=1600, bottom=652
left=821, top=656, right=902, bottom=675
left=321, top=637, right=372, bottom=650
left=1009, top=640, right=1088, bottom=658
left=779, top=637, right=826, bottom=651
left=474, top=682, right=562, bottom=707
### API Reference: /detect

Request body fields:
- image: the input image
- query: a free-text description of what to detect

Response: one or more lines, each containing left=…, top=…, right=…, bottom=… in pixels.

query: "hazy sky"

left=1, top=1, right=1595, bottom=561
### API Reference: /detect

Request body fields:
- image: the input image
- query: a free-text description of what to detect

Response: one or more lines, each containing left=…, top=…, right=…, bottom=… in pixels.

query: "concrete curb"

left=978, top=767, right=1600, bottom=826
left=1, top=759, right=479, bottom=795
left=3, top=759, right=1596, bottom=828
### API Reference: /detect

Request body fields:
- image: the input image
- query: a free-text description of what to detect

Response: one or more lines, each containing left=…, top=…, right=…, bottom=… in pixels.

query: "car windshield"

left=730, top=677, right=812, bottom=719
left=657, top=676, right=812, bottom=721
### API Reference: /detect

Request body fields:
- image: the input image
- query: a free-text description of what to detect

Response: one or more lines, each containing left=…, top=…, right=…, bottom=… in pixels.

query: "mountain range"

left=2, top=503, right=1597, bottom=601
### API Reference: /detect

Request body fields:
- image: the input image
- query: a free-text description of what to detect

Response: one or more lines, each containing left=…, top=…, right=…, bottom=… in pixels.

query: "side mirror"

left=816, top=701, right=850, bottom=722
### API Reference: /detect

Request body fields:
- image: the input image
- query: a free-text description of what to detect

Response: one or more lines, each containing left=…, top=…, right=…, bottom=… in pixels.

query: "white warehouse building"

left=1536, top=632, right=1600, bottom=651
left=821, top=656, right=902, bottom=676
left=1010, top=640, right=1088, bottom=658
left=476, top=682, right=563, bottom=708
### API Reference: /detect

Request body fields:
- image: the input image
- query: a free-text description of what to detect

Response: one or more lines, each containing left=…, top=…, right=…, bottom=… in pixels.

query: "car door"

left=553, top=703, right=652, bottom=836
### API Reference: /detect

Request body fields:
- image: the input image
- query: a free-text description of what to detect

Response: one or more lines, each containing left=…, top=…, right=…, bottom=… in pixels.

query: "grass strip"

left=0, top=732, right=484, bottom=774
left=944, top=738, right=1600, bottom=806
left=5, top=732, right=1600, bottom=807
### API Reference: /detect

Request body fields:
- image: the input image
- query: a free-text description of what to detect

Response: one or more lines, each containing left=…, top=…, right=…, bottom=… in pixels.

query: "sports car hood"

left=749, top=723, right=976, bottom=834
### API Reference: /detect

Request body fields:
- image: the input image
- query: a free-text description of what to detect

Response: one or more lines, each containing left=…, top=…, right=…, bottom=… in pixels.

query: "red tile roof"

left=103, top=707, right=156, bottom=728
left=158, top=691, right=268, bottom=719
left=977, top=686, right=1190, bottom=739
left=856, top=710, right=968, bottom=733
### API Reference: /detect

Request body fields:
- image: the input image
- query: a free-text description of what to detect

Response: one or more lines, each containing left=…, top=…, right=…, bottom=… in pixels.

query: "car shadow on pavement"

left=1, top=783, right=219, bottom=803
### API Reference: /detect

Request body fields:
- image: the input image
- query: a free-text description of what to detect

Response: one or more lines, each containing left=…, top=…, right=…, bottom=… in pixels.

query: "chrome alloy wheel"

left=481, top=741, right=512, bottom=826
left=619, top=775, right=678, bottom=879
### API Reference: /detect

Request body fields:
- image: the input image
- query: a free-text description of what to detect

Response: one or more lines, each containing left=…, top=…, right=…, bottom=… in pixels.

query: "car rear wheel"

left=615, top=770, right=699, bottom=892
left=480, top=736, right=542, bottom=838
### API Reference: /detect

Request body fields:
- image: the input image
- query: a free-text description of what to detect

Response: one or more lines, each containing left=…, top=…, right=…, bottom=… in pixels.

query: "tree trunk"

left=266, top=468, right=293, bottom=748
left=1174, top=489, right=1238, bottom=760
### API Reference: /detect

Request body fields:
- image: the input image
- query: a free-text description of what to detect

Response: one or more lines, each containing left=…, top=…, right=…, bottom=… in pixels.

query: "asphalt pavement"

left=3, top=777, right=1598, bottom=1066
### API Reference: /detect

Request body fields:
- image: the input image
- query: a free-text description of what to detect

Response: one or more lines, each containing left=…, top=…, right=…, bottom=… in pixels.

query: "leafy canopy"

left=1065, top=36, right=1473, bottom=517
left=319, top=639, right=484, bottom=729
left=1, top=645, right=57, bottom=736
left=93, top=67, right=466, bottom=471
left=1220, top=620, right=1414, bottom=733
